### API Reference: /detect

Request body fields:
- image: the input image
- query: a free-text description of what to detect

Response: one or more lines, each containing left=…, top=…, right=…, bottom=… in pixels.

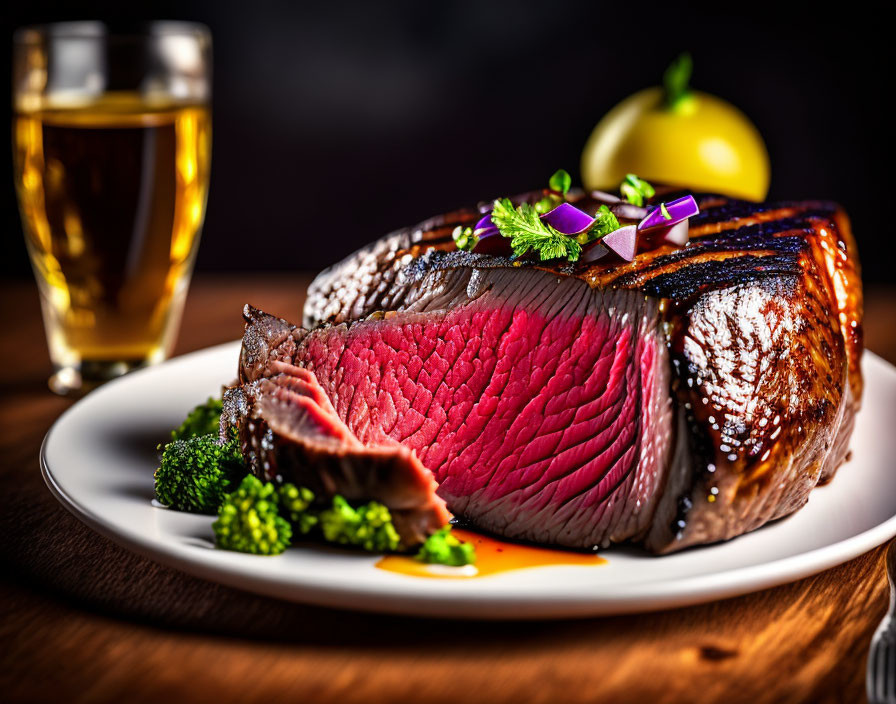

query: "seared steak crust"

left=303, top=192, right=862, bottom=552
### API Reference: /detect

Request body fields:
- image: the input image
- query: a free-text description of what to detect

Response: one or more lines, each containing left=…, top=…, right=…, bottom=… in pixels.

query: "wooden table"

left=1, top=274, right=894, bottom=704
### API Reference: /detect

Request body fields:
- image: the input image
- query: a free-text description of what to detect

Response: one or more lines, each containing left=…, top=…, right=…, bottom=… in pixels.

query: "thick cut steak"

left=233, top=191, right=862, bottom=553
left=304, top=193, right=862, bottom=552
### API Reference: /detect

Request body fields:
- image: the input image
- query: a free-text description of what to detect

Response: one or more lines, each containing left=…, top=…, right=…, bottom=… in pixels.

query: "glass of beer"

left=12, top=22, right=211, bottom=394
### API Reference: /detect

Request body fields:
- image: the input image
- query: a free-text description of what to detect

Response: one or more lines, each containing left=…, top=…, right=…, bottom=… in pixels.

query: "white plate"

left=41, top=343, right=896, bottom=619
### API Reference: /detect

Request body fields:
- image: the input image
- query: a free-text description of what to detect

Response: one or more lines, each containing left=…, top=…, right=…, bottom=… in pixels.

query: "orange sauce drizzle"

left=376, top=529, right=606, bottom=579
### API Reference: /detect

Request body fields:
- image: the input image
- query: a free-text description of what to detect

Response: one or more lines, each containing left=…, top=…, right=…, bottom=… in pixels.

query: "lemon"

left=581, top=57, right=770, bottom=202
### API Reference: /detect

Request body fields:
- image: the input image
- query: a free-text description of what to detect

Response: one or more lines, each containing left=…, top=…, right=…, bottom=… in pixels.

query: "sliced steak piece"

left=302, top=191, right=863, bottom=553
left=233, top=269, right=672, bottom=549
left=223, top=308, right=450, bottom=548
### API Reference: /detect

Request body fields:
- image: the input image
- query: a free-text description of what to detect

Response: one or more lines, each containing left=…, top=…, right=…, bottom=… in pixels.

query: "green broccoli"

left=170, top=397, right=223, bottom=441
left=319, top=495, right=401, bottom=553
left=416, top=526, right=476, bottom=566
left=278, top=483, right=319, bottom=535
left=212, top=475, right=292, bottom=555
left=154, top=434, right=246, bottom=514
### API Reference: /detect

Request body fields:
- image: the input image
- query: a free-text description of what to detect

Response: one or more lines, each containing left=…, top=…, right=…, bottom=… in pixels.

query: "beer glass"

left=12, top=22, right=212, bottom=394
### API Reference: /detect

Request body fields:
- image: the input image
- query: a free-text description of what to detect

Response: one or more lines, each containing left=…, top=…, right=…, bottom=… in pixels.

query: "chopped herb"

left=576, top=205, right=621, bottom=244
left=452, top=225, right=478, bottom=251
left=663, top=52, right=693, bottom=111
left=535, top=168, right=573, bottom=213
left=534, top=195, right=560, bottom=214
left=491, top=197, right=582, bottom=262
left=548, top=169, right=572, bottom=196
left=660, top=202, right=672, bottom=220
left=620, top=173, right=656, bottom=206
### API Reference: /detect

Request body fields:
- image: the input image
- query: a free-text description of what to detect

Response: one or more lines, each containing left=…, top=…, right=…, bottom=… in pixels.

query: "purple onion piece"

left=540, top=202, right=595, bottom=235
left=660, top=220, right=689, bottom=246
left=474, top=224, right=500, bottom=239
left=471, top=226, right=512, bottom=255
left=581, top=241, right=609, bottom=263
left=637, top=195, right=699, bottom=232
left=610, top=203, right=649, bottom=220
left=475, top=213, right=493, bottom=231
left=601, top=225, right=638, bottom=261
left=589, top=190, right=622, bottom=204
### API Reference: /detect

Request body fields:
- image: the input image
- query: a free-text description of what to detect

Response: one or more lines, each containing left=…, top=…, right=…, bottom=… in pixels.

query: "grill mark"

left=636, top=255, right=802, bottom=299
left=612, top=249, right=781, bottom=286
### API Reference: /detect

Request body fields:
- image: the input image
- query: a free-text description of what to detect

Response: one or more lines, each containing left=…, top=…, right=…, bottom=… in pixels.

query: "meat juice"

left=376, top=529, right=606, bottom=579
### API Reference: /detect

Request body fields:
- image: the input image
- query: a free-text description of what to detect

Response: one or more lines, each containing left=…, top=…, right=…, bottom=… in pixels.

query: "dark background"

left=2, top=1, right=894, bottom=284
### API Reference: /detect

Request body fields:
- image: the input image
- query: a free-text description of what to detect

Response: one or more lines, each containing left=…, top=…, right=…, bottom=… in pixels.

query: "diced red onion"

left=474, top=224, right=500, bottom=239
left=471, top=227, right=511, bottom=255
left=637, top=195, right=699, bottom=232
left=540, top=202, right=594, bottom=235
left=610, top=203, right=649, bottom=220
left=466, top=193, right=691, bottom=262
left=601, top=225, right=638, bottom=261
left=475, top=213, right=493, bottom=231
left=589, top=190, right=622, bottom=204
left=660, top=220, right=689, bottom=246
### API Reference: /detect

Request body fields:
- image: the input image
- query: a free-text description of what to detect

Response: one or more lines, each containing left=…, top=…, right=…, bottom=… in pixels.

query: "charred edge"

left=691, top=199, right=837, bottom=226
left=631, top=254, right=802, bottom=300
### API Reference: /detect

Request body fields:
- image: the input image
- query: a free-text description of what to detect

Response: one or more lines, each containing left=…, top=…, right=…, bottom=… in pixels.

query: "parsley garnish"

left=620, top=174, right=656, bottom=206
left=490, top=197, right=582, bottom=262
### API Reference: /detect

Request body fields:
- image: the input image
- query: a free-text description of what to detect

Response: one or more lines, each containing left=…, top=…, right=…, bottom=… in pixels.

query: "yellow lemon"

left=581, top=58, right=770, bottom=202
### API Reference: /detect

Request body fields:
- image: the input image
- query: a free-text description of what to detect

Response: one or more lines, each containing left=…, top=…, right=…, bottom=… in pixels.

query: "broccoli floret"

left=212, top=475, right=292, bottom=555
left=154, top=434, right=246, bottom=514
left=319, top=495, right=401, bottom=552
left=278, top=483, right=319, bottom=535
left=171, top=397, right=223, bottom=441
left=416, top=526, right=476, bottom=566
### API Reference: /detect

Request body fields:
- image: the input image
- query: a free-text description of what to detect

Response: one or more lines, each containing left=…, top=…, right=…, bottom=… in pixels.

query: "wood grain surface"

left=1, top=275, right=894, bottom=704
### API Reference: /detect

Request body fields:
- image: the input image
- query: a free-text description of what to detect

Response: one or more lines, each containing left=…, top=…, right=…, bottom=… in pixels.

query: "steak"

left=232, top=190, right=863, bottom=553
left=222, top=307, right=450, bottom=548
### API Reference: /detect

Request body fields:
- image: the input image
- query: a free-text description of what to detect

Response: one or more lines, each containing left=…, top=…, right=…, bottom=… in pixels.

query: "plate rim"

left=39, top=346, right=896, bottom=620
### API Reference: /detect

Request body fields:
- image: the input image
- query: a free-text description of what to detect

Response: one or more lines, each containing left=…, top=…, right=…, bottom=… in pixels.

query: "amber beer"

left=12, top=22, right=211, bottom=393
left=14, top=95, right=211, bottom=390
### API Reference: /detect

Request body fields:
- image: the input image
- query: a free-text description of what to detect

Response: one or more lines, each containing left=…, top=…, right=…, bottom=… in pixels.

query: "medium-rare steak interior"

left=226, top=190, right=862, bottom=554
